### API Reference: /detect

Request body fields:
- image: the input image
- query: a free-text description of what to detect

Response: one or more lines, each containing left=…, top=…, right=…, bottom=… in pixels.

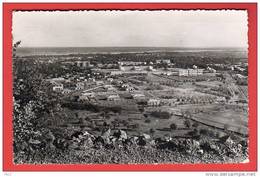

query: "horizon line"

left=18, top=46, right=248, bottom=49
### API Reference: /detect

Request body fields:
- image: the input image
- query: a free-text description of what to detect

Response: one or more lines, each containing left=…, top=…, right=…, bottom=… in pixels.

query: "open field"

left=59, top=69, right=248, bottom=140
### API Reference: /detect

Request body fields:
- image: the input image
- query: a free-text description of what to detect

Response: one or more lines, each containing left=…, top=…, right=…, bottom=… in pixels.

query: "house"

left=52, top=82, right=64, bottom=92
left=132, top=94, right=145, bottom=100
left=156, top=59, right=171, bottom=64
left=188, top=69, right=198, bottom=76
left=82, top=92, right=95, bottom=98
left=219, top=135, right=235, bottom=145
left=117, top=80, right=124, bottom=85
left=62, top=88, right=72, bottom=94
left=147, top=66, right=155, bottom=71
left=79, top=95, right=90, bottom=101
left=118, top=61, right=144, bottom=66
left=207, top=66, right=217, bottom=73
left=178, top=69, right=204, bottom=76
left=178, top=69, right=189, bottom=76
left=147, top=99, right=161, bottom=106
left=95, top=80, right=104, bottom=85
left=76, top=82, right=85, bottom=90
left=106, top=78, right=114, bottom=82
left=107, top=94, right=120, bottom=101
left=197, top=69, right=204, bottom=75
left=235, top=74, right=246, bottom=79
left=131, top=66, right=141, bottom=71
left=88, top=78, right=95, bottom=82
left=104, top=85, right=115, bottom=91
left=79, top=92, right=95, bottom=101
left=126, top=87, right=135, bottom=92
left=235, top=66, right=246, bottom=72
left=76, top=61, right=90, bottom=68
left=121, top=84, right=129, bottom=89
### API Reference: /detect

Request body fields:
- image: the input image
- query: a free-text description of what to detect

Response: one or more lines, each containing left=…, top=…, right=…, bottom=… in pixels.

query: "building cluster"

left=178, top=68, right=204, bottom=76
left=46, top=57, right=238, bottom=112
left=76, top=61, right=93, bottom=68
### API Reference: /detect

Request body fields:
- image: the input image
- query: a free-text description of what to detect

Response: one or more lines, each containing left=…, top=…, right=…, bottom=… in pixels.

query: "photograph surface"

left=12, top=10, right=249, bottom=165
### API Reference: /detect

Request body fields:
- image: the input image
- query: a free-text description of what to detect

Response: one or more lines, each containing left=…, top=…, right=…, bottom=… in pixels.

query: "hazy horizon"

left=18, top=46, right=247, bottom=49
left=16, top=46, right=248, bottom=57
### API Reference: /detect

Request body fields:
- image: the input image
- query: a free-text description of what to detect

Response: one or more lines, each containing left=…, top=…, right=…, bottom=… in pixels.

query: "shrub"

left=192, top=122, right=199, bottom=128
left=149, top=128, right=155, bottom=135
left=184, top=120, right=192, bottom=128
left=170, top=123, right=177, bottom=130
left=145, top=119, right=151, bottom=123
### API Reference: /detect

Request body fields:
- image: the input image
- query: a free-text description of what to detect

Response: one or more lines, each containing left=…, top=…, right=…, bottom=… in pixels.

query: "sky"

left=12, top=10, right=248, bottom=48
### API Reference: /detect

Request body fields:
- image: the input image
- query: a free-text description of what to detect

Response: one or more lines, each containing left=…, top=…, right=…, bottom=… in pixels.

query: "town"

left=13, top=48, right=249, bottom=164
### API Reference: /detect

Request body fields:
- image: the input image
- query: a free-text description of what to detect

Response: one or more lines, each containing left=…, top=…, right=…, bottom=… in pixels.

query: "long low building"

left=178, top=68, right=204, bottom=76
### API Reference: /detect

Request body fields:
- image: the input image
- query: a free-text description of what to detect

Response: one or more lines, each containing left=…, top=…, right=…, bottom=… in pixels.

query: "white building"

left=193, top=65, right=198, bottom=69
left=107, top=94, right=120, bottom=101
left=126, top=87, right=135, bottom=92
left=95, top=80, right=104, bottom=85
left=121, top=84, right=129, bottom=88
left=104, top=85, right=115, bottom=91
left=147, top=99, right=161, bottom=106
left=76, top=82, right=85, bottom=90
left=132, top=93, right=145, bottom=100
left=79, top=92, right=95, bottom=100
left=178, top=69, right=189, bottom=76
left=156, top=59, right=171, bottom=64
left=207, top=67, right=216, bottom=73
left=178, top=69, right=204, bottom=76
left=76, top=61, right=90, bottom=68
left=62, top=88, right=72, bottom=94
left=52, top=82, right=64, bottom=92
left=106, top=78, right=114, bottom=82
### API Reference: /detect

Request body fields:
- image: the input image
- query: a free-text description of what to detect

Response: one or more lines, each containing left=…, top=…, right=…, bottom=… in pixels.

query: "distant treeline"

left=61, top=101, right=122, bottom=114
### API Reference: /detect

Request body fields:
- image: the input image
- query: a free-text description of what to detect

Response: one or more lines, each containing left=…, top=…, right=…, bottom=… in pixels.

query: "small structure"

left=48, top=77, right=65, bottom=83
left=132, top=93, right=146, bottom=100
left=106, top=78, right=114, bottom=82
left=126, top=87, right=135, bottom=92
left=178, top=69, right=189, bottom=76
left=178, top=68, right=204, bottom=76
left=62, top=88, right=72, bottom=94
left=193, top=65, right=198, bottom=69
left=76, top=82, right=85, bottom=90
left=95, top=80, right=104, bottom=86
left=79, top=92, right=95, bottom=101
left=216, top=97, right=226, bottom=103
left=52, top=82, right=64, bottom=92
left=104, top=85, right=115, bottom=91
left=76, top=60, right=90, bottom=68
left=147, top=99, right=161, bottom=106
left=207, top=66, right=217, bottom=73
left=121, top=84, right=129, bottom=89
left=82, top=92, right=95, bottom=98
left=107, top=94, right=120, bottom=101
left=156, top=59, right=171, bottom=64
